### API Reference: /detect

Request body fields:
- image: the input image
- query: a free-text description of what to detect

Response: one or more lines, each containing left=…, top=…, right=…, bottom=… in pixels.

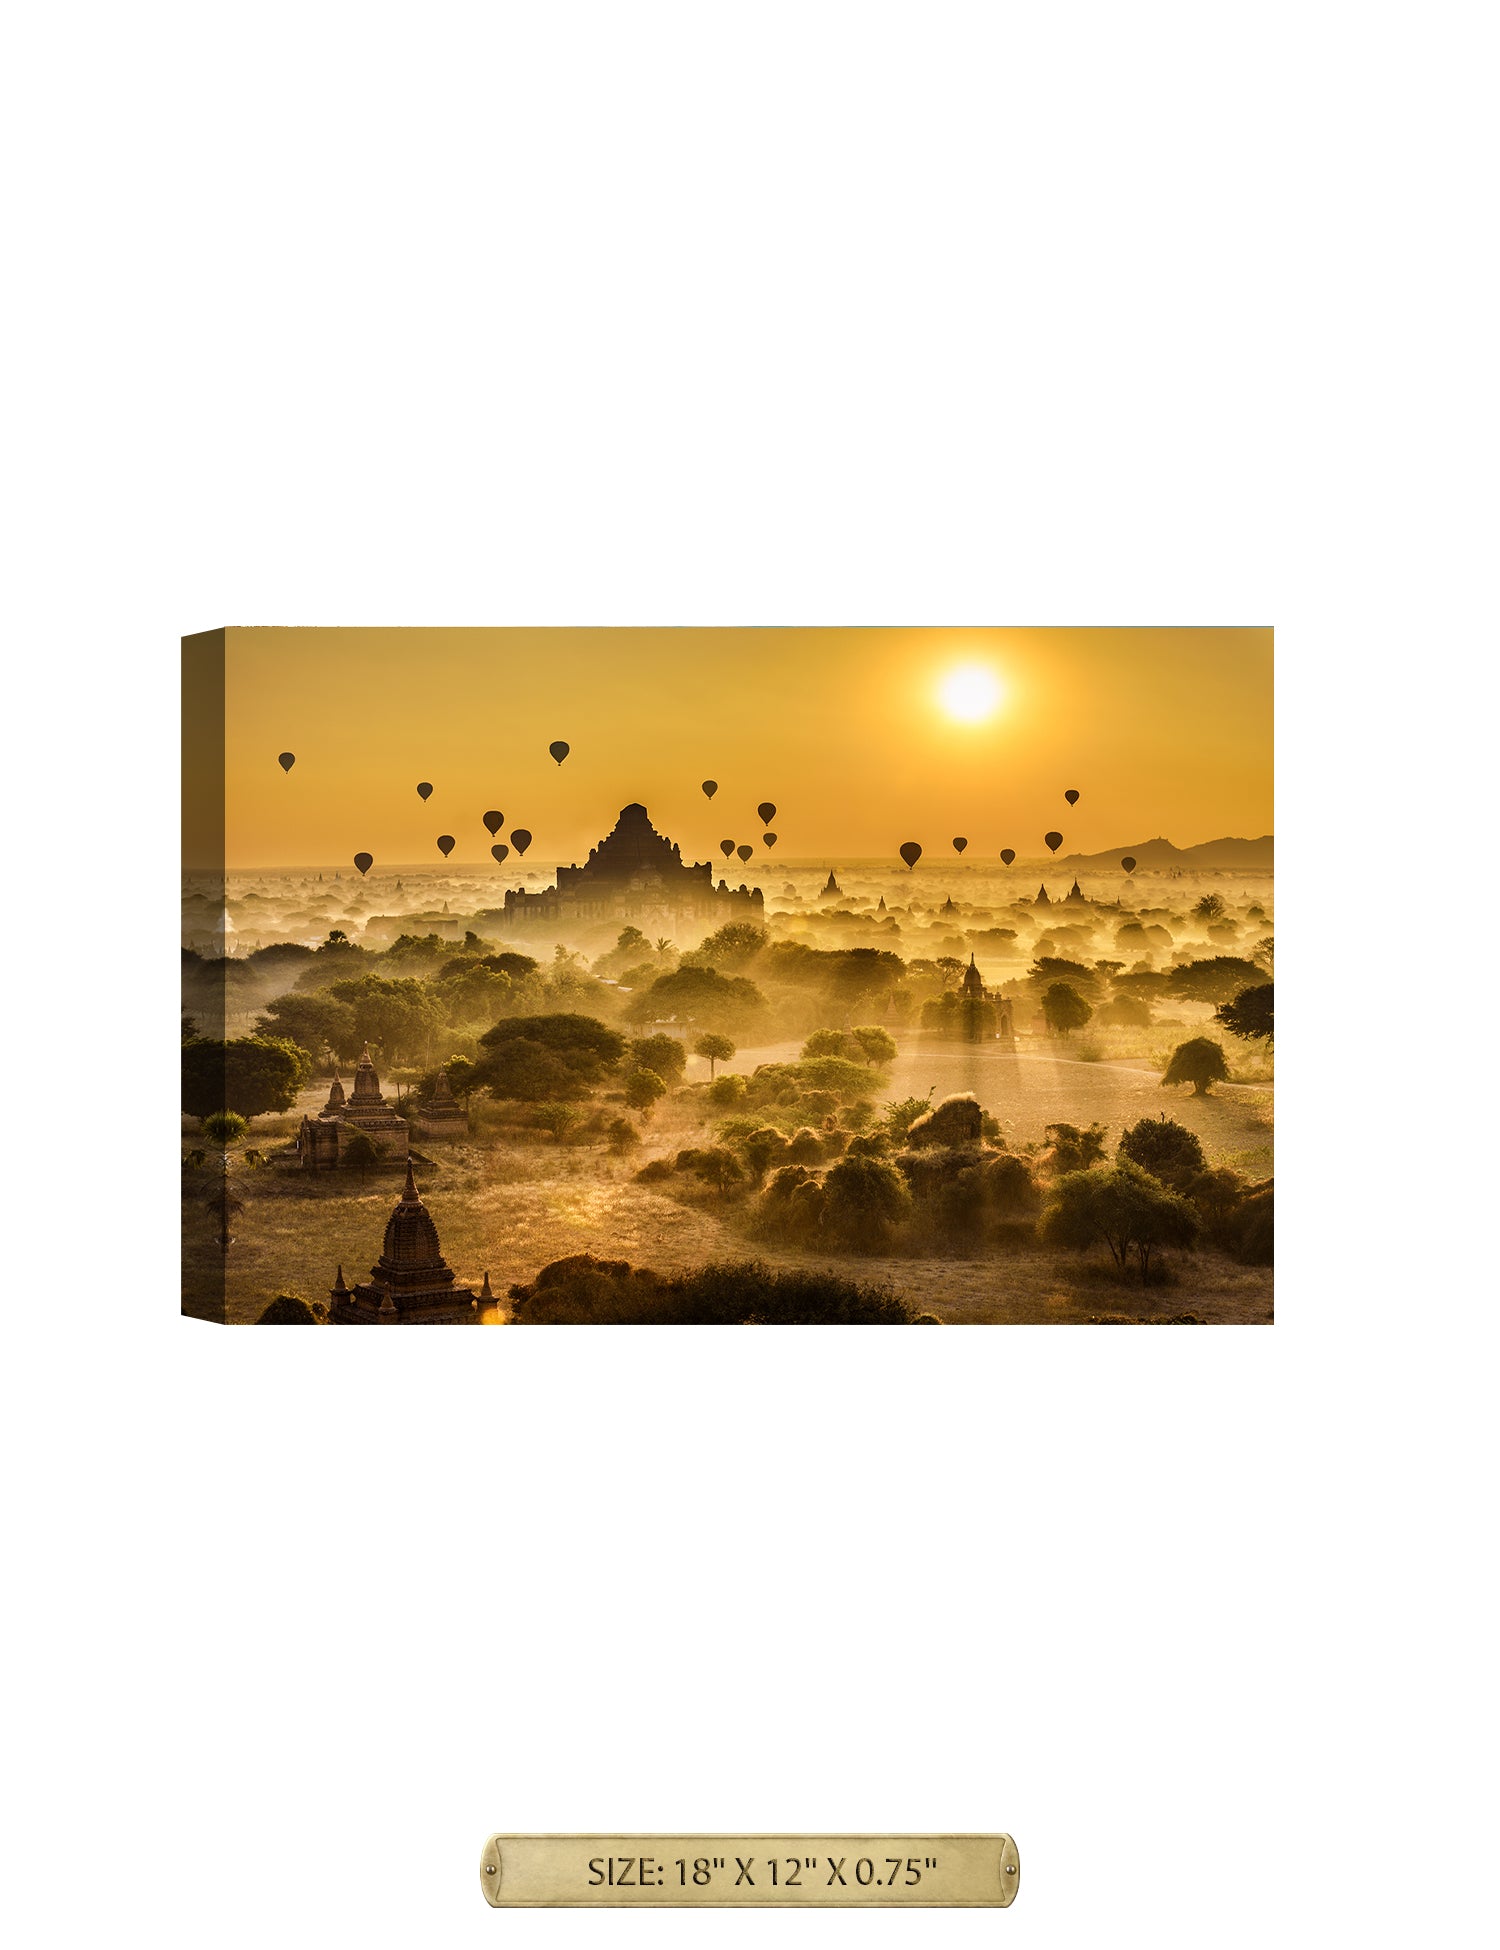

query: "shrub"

left=258, top=1295, right=319, bottom=1324
left=1118, top=1115, right=1207, bottom=1187
left=1162, top=1037, right=1231, bottom=1096
left=1099, top=993, right=1153, bottom=1028
left=785, top=1126, right=825, bottom=1163
left=633, top=1157, right=675, bottom=1183
left=509, top=1254, right=916, bottom=1324
left=606, top=1116, right=641, bottom=1151
left=884, top=1093, right=935, bottom=1140
left=1043, top=1122, right=1108, bottom=1173
left=820, top=1153, right=912, bottom=1250
left=201, top=1110, right=248, bottom=1145
left=708, top=1072, right=748, bottom=1107
left=1231, top=1183, right=1274, bottom=1264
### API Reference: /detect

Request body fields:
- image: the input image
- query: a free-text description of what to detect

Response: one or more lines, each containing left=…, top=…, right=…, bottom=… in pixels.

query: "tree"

left=326, top=975, right=446, bottom=1064
left=624, top=1067, right=668, bottom=1116
left=626, top=964, right=766, bottom=1033
left=1215, top=982, right=1273, bottom=1045
left=694, top=921, right=769, bottom=968
left=1099, top=993, right=1153, bottom=1028
left=1040, top=1161, right=1201, bottom=1281
left=255, top=990, right=359, bottom=1064
left=1118, top=1114, right=1206, bottom=1186
left=474, top=1014, right=627, bottom=1102
left=849, top=1024, right=898, bottom=1065
left=801, top=1027, right=849, bottom=1059
left=1042, top=982, right=1093, bottom=1037
left=182, top=1036, right=309, bottom=1120
left=201, top=1110, right=248, bottom=1146
left=1192, top=893, right=1226, bottom=922
left=341, top=1130, right=384, bottom=1179
left=630, top=1033, right=687, bottom=1085
left=1162, top=1037, right=1231, bottom=1096
left=694, top=1031, right=736, bottom=1077
left=1168, top=957, right=1265, bottom=1005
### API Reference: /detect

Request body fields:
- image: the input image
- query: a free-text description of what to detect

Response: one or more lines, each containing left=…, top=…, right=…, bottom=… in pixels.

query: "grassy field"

left=187, top=1033, right=1272, bottom=1326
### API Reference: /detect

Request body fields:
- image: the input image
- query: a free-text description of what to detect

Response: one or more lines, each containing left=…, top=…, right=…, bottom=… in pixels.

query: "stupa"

left=297, top=1044, right=410, bottom=1170
left=328, top=1160, right=481, bottom=1324
left=415, top=1067, right=469, bottom=1138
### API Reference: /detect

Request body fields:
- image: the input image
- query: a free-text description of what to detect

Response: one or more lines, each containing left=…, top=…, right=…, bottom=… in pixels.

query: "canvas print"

left=182, top=628, right=1272, bottom=1325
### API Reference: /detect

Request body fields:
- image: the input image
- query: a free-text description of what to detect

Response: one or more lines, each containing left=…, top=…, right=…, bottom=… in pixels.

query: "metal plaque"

left=479, top=1834, right=1020, bottom=1907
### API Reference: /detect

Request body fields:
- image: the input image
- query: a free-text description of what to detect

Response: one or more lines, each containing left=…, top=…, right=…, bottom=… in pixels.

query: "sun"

left=938, top=663, right=1003, bottom=723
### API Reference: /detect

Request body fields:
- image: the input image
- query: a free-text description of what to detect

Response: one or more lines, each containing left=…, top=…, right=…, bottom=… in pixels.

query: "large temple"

left=492, top=803, right=764, bottom=935
left=297, top=1044, right=410, bottom=1170
left=328, top=1159, right=489, bottom=1324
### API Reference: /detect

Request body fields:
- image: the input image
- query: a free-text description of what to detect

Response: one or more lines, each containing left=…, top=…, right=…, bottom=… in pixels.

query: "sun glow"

left=938, top=663, right=1003, bottom=723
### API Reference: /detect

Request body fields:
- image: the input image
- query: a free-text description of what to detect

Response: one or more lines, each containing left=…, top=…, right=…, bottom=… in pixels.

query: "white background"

left=5, top=4, right=1494, bottom=1946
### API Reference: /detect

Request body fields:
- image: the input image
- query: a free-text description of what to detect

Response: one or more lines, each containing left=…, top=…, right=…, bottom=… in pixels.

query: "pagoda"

left=822, top=869, right=842, bottom=898
left=297, top=1044, right=410, bottom=1170
left=415, top=1066, right=469, bottom=1138
left=328, top=1160, right=482, bottom=1324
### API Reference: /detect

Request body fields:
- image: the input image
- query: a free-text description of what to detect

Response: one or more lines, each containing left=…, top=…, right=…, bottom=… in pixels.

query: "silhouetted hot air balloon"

left=1044, top=831, right=1063, bottom=853
left=953, top=837, right=968, bottom=854
left=1064, top=789, right=1080, bottom=806
left=483, top=810, right=504, bottom=836
left=436, top=835, right=455, bottom=857
left=702, top=780, right=718, bottom=800
left=1000, top=848, right=1016, bottom=866
left=277, top=752, right=295, bottom=773
left=737, top=844, right=753, bottom=862
left=1121, top=856, right=1136, bottom=873
left=900, top=841, right=922, bottom=870
left=720, top=839, right=735, bottom=859
left=510, top=829, right=532, bottom=856
left=491, top=844, right=510, bottom=864
left=757, top=802, right=776, bottom=826
left=549, top=741, right=570, bottom=765
left=353, top=852, right=373, bottom=876
left=416, top=781, right=433, bottom=801
left=763, top=833, right=778, bottom=848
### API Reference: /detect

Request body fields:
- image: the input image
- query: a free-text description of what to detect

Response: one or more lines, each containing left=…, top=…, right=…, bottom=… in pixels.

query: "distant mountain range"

left=1059, top=836, right=1274, bottom=870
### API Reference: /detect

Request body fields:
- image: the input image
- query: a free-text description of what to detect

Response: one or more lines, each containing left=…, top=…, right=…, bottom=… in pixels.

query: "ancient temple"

left=328, top=1160, right=483, bottom=1324
left=415, top=1066, right=469, bottom=1138
left=297, top=1044, right=410, bottom=1170
left=1034, top=884, right=1051, bottom=905
left=822, top=869, right=842, bottom=898
left=1066, top=879, right=1086, bottom=902
left=493, top=803, right=763, bottom=935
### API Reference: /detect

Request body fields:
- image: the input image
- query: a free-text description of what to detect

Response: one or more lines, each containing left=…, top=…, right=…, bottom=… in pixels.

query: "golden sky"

left=210, top=627, right=1271, bottom=869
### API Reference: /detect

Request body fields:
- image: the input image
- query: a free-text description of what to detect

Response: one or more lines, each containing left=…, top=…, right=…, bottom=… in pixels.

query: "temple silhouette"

left=328, top=1159, right=488, bottom=1324
left=297, top=1044, right=409, bottom=1170
left=493, top=803, right=764, bottom=935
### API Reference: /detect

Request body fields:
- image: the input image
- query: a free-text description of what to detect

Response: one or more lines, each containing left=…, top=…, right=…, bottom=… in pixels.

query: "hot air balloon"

left=277, top=752, right=295, bottom=772
left=491, top=844, right=510, bottom=864
left=736, top=844, right=753, bottom=862
left=416, top=781, right=433, bottom=801
left=720, top=840, right=735, bottom=858
left=549, top=741, right=570, bottom=765
left=900, top=841, right=922, bottom=870
left=510, top=829, right=532, bottom=856
left=1044, top=831, right=1063, bottom=853
left=1000, top=848, right=1016, bottom=866
left=483, top=810, right=504, bottom=836
left=953, top=837, right=968, bottom=854
left=757, top=802, right=776, bottom=826
left=702, top=780, right=718, bottom=800
left=763, top=833, right=778, bottom=848
left=436, top=835, right=455, bottom=857
left=1064, top=789, right=1080, bottom=806
left=353, top=852, right=373, bottom=876
left=1121, top=856, right=1136, bottom=873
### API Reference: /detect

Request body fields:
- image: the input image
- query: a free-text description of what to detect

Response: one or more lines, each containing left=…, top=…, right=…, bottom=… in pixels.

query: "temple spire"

left=403, top=1156, right=418, bottom=1200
